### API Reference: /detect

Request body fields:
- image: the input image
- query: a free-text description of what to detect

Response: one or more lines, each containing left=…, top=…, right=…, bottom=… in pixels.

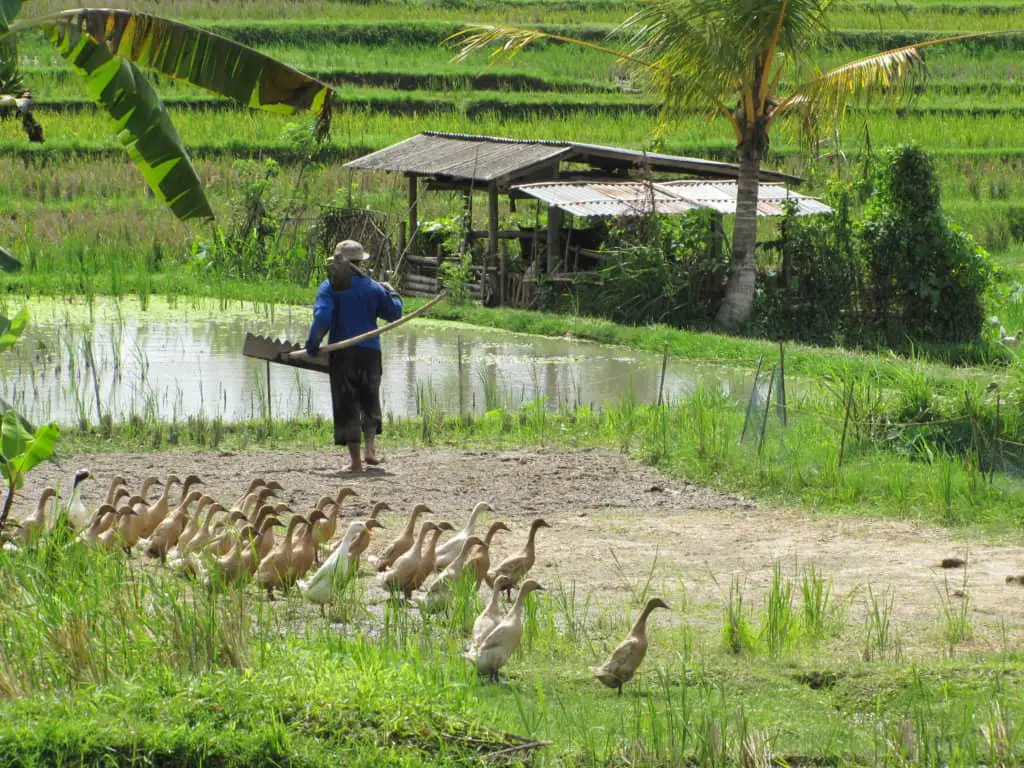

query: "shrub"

left=758, top=184, right=867, bottom=346
left=859, top=146, right=992, bottom=345
left=575, top=209, right=726, bottom=327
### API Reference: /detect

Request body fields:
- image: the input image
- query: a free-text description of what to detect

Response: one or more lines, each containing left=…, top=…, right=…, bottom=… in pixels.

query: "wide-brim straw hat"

left=329, top=239, right=371, bottom=263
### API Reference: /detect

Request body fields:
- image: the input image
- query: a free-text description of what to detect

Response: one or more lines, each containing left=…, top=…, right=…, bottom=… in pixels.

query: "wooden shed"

left=343, top=131, right=803, bottom=303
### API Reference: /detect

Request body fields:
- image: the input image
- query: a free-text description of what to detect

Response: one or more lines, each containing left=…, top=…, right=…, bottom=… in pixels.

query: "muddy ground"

left=16, top=447, right=1024, bottom=655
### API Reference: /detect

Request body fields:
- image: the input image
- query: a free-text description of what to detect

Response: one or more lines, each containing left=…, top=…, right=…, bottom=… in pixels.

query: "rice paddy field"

left=6, top=0, right=1024, bottom=291
left=8, top=1, right=1024, bottom=766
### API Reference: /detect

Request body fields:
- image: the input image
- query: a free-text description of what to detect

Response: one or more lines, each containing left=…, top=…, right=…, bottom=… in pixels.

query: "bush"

left=760, top=146, right=992, bottom=350
left=859, top=146, right=992, bottom=345
left=575, top=210, right=726, bottom=327
left=758, top=184, right=868, bottom=346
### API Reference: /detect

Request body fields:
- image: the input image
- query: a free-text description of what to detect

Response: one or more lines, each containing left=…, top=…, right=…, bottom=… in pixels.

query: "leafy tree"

left=453, top=0, right=975, bottom=333
left=0, top=0, right=333, bottom=225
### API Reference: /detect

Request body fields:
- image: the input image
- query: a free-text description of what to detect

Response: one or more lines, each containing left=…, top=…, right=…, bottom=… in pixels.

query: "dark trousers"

left=329, top=346, right=383, bottom=446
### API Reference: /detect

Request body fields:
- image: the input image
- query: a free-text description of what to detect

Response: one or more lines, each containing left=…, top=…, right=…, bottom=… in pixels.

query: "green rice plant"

left=695, top=685, right=731, bottom=767
left=800, top=563, right=835, bottom=639
left=863, top=586, right=902, bottom=662
left=760, top=562, right=796, bottom=658
left=937, top=566, right=972, bottom=652
left=722, top=577, right=755, bottom=655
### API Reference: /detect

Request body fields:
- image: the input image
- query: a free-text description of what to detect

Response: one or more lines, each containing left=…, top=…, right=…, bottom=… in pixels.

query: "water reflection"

left=0, top=298, right=750, bottom=426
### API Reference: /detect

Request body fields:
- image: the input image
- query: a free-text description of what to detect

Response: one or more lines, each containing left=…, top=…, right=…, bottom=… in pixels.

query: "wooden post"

left=993, top=391, right=1002, bottom=483
left=838, top=382, right=854, bottom=468
left=407, top=174, right=418, bottom=251
left=397, top=221, right=406, bottom=256
left=546, top=205, right=562, bottom=274
left=657, top=344, right=669, bottom=407
left=488, top=182, right=501, bottom=305
left=265, top=359, right=272, bottom=421
left=776, top=341, right=787, bottom=426
left=457, top=335, right=465, bottom=418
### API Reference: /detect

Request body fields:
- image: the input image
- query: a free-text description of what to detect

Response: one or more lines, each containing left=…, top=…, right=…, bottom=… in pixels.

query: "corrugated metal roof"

left=513, top=180, right=831, bottom=218
left=343, top=132, right=800, bottom=185
left=661, top=181, right=833, bottom=216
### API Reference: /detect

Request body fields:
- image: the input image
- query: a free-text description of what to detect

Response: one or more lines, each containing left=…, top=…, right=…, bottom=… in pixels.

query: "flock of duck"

left=7, top=470, right=669, bottom=694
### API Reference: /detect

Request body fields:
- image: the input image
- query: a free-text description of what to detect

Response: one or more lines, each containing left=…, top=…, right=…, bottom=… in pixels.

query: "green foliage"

left=190, top=158, right=315, bottom=283
left=759, top=185, right=868, bottom=346
left=860, top=146, right=993, bottom=345
left=438, top=252, right=473, bottom=305
left=416, top=215, right=465, bottom=260
left=763, top=148, right=993, bottom=348
left=576, top=210, right=725, bottom=327
left=0, top=308, right=58, bottom=529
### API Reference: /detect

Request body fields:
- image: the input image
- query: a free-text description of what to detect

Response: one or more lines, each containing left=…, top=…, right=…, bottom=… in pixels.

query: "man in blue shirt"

left=305, top=240, right=403, bottom=472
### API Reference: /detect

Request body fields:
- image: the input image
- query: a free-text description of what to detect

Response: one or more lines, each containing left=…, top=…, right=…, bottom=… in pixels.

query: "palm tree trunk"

left=714, top=142, right=763, bottom=332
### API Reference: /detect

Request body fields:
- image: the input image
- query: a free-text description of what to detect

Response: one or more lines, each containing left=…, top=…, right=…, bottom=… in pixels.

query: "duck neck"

left=466, top=505, right=484, bottom=533
left=283, top=518, right=304, bottom=551
left=525, top=524, right=542, bottom=554
left=405, top=510, right=424, bottom=537
left=424, top=529, right=443, bottom=560
left=484, top=524, right=502, bottom=547
left=411, top=525, right=432, bottom=556
left=632, top=605, right=657, bottom=637
left=487, top=586, right=504, bottom=612
left=512, top=588, right=532, bottom=615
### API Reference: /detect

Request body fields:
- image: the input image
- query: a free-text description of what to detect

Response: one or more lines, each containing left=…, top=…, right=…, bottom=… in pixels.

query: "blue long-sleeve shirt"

left=305, top=274, right=403, bottom=352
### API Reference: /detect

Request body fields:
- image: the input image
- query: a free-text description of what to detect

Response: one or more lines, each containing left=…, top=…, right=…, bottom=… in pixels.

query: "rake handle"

left=287, top=291, right=448, bottom=361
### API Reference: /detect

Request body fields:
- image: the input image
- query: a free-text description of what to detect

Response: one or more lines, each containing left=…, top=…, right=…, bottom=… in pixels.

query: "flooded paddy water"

left=0, top=297, right=752, bottom=426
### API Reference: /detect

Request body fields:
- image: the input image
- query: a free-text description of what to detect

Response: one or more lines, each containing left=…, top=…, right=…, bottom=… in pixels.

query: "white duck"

left=434, top=501, right=492, bottom=572
left=469, top=575, right=514, bottom=655
left=467, top=579, right=544, bottom=682
left=60, top=468, right=93, bottom=530
left=300, top=519, right=385, bottom=612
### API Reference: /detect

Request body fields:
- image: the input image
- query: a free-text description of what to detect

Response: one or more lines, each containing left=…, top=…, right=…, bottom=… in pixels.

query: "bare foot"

left=344, top=462, right=363, bottom=473
left=364, top=456, right=381, bottom=466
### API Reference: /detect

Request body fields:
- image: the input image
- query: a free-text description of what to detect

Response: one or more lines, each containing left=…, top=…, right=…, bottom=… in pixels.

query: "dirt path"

left=17, top=447, right=1024, bottom=653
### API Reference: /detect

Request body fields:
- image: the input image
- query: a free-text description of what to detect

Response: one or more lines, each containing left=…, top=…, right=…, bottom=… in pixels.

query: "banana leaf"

left=51, top=29, right=213, bottom=219
left=2, top=8, right=334, bottom=220
left=0, top=306, right=28, bottom=353
left=0, top=0, right=20, bottom=28
left=41, top=10, right=332, bottom=123
left=0, top=1, right=21, bottom=94
left=0, top=244, right=20, bottom=272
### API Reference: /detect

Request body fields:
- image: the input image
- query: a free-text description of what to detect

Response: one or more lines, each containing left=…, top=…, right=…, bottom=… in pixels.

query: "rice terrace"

left=7, top=0, right=1024, bottom=765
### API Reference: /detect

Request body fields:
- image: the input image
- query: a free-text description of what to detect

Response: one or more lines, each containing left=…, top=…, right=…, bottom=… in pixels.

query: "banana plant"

left=0, top=0, right=334, bottom=220
left=0, top=307, right=58, bottom=530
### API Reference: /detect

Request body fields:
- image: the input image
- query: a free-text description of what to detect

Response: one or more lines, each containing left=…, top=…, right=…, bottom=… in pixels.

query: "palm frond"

left=776, top=33, right=991, bottom=143
left=446, top=24, right=642, bottom=65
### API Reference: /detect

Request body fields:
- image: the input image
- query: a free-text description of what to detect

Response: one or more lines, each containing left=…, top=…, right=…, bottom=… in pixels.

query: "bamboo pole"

left=288, top=291, right=448, bottom=361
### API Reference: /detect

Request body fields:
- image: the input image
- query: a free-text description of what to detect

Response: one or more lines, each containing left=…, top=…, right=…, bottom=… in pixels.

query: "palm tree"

left=452, top=0, right=976, bottom=332
left=0, top=2, right=333, bottom=224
